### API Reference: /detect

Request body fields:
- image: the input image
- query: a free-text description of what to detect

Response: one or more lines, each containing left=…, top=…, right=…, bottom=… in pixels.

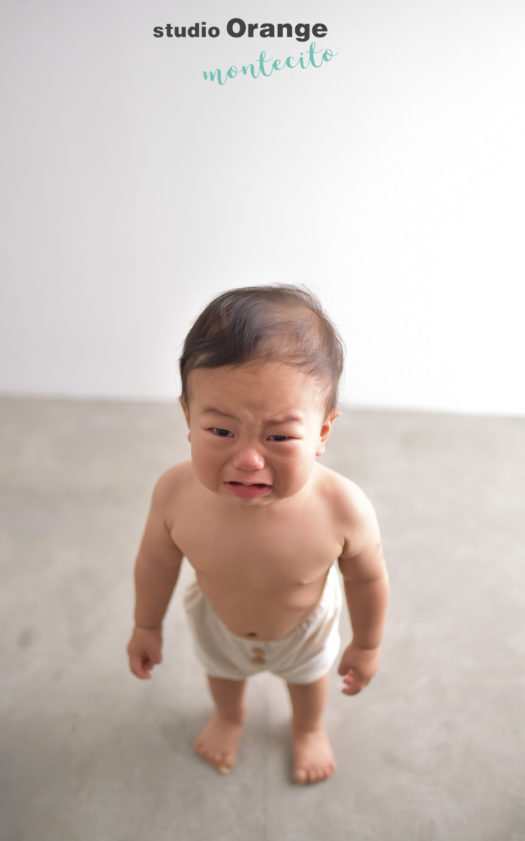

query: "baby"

left=127, top=285, right=389, bottom=785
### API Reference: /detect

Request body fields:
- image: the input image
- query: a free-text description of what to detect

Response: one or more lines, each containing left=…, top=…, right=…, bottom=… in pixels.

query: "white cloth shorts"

left=183, top=564, right=342, bottom=685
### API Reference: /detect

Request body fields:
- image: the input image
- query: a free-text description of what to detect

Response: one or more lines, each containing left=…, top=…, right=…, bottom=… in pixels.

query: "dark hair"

left=179, top=285, right=345, bottom=412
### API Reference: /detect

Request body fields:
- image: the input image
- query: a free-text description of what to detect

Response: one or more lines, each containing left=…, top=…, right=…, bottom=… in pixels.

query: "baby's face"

left=182, top=361, right=336, bottom=506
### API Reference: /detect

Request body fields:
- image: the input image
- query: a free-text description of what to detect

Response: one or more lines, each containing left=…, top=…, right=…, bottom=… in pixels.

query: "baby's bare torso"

left=167, top=462, right=346, bottom=640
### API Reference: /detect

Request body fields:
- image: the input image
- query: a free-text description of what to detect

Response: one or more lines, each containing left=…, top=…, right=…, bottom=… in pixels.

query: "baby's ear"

left=179, top=396, right=190, bottom=426
left=316, top=409, right=341, bottom=456
left=179, top=397, right=192, bottom=442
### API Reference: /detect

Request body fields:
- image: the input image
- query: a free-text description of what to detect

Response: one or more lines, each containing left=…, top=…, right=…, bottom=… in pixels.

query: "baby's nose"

left=231, top=445, right=265, bottom=471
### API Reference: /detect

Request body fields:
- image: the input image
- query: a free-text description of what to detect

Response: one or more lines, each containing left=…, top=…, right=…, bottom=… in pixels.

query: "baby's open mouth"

left=224, top=481, right=272, bottom=499
left=228, top=482, right=269, bottom=487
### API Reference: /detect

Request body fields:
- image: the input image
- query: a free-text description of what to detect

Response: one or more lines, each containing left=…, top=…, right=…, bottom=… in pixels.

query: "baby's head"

left=180, top=285, right=344, bottom=416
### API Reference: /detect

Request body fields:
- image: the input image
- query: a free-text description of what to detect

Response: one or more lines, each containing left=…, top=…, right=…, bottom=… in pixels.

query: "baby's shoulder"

left=315, top=465, right=381, bottom=558
left=151, top=461, right=194, bottom=508
left=315, top=464, right=377, bottom=528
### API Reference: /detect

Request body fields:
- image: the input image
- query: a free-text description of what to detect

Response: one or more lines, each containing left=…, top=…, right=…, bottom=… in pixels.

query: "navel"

left=246, top=631, right=258, bottom=638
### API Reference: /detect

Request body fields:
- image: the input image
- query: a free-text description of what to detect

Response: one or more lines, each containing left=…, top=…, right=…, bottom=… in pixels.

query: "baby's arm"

left=127, top=472, right=183, bottom=679
left=337, top=488, right=389, bottom=695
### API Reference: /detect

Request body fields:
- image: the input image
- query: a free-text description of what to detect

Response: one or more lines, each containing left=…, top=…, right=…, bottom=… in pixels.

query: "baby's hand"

left=337, top=642, right=381, bottom=696
left=127, top=626, right=163, bottom=679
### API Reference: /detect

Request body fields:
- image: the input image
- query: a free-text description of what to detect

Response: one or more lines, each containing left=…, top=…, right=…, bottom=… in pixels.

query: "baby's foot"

left=194, top=712, right=245, bottom=775
left=292, top=726, right=336, bottom=785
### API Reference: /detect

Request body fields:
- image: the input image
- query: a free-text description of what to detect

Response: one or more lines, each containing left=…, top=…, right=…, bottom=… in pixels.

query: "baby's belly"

left=196, top=575, right=327, bottom=641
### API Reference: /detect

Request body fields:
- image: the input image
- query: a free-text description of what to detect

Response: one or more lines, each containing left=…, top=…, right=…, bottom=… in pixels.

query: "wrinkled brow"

left=201, top=407, right=304, bottom=424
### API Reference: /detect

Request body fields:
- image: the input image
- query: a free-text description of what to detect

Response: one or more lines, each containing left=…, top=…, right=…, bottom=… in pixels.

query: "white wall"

left=2, top=0, right=524, bottom=415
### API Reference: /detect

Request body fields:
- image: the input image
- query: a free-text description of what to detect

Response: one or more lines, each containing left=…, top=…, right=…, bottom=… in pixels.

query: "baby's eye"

left=268, top=434, right=291, bottom=442
left=210, top=427, right=233, bottom=438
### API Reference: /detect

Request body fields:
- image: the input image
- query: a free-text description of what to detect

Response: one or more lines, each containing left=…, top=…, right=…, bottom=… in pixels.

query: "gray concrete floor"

left=1, top=397, right=524, bottom=840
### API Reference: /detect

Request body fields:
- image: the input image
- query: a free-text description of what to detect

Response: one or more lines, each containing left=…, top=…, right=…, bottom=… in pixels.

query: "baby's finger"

left=130, top=653, right=152, bottom=679
left=341, top=670, right=361, bottom=695
left=342, top=685, right=362, bottom=696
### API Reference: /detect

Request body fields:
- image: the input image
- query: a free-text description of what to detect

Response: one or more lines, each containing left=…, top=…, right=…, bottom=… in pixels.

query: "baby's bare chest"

left=171, top=496, right=345, bottom=638
left=172, top=505, right=343, bottom=590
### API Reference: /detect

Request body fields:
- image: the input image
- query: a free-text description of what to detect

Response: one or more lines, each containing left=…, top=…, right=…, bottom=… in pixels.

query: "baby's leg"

left=287, top=673, right=336, bottom=784
left=194, top=675, right=247, bottom=774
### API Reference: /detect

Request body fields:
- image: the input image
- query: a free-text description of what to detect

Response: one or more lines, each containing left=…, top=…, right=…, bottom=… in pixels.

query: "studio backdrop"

left=1, top=0, right=524, bottom=415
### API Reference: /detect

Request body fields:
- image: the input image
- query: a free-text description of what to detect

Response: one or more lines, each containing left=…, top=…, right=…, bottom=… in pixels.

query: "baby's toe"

left=294, top=767, right=308, bottom=784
